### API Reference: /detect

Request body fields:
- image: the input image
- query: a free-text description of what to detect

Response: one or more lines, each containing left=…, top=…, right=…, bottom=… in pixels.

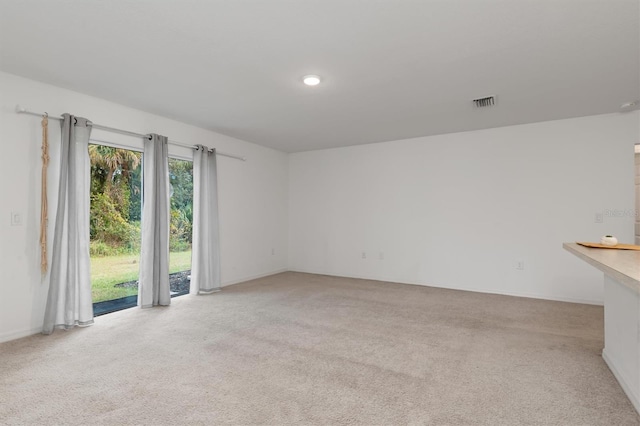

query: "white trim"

left=287, top=268, right=604, bottom=306
left=222, top=269, right=288, bottom=288
left=0, top=326, right=43, bottom=344
left=2, top=269, right=598, bottom=344
left=89, top=139, right=196, bottom=161
left=603, top=349, right=640, bottom=414
left=168, top=153, right=193, bottom=162
left=0, top=269, right=288, bottom=343
left=89, top=138, right=144, bottom=153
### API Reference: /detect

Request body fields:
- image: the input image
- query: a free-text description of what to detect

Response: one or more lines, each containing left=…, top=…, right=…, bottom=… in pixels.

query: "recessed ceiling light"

left=303, top=75, right=321, bottom=86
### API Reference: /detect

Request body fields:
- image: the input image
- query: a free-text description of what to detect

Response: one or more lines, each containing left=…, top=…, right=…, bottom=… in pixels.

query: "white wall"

left=289, top=112, right=639, bottom=304
left=0, top=72, right=289, bottom=342
left=635, top=152, right=640, bottom=245
left=1, top=71, right=637, bottom=343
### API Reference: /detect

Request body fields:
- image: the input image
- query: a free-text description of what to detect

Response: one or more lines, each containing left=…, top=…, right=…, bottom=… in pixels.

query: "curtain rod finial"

left=15, top=104, right=26, bottom=113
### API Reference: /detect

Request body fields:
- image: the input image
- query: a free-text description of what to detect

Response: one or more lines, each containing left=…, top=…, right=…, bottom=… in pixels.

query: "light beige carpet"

left=0, top=272, right=638, bottom=425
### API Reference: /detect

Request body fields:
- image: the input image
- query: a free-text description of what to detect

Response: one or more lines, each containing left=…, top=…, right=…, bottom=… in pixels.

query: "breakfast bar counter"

left=563, top=243, right=640, bottom=291
left=563, top=242, right=640, bottom=413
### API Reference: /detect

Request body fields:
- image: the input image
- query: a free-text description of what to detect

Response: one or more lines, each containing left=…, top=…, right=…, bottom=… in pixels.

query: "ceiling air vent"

left=472, top=96, right=496, bottom=108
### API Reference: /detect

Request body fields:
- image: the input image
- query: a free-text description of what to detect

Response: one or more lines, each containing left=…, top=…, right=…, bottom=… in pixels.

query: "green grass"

left=90, top=250, right=192, bottom=303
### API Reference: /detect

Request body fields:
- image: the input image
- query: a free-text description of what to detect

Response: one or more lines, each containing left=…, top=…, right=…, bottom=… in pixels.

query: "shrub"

left=90, top=241, right=112, bottom=257
left=170, top=209, right=192, bottom=252
left=90, top=193, right=141, bottom=253
left=170, top=240, right=191, bottom=252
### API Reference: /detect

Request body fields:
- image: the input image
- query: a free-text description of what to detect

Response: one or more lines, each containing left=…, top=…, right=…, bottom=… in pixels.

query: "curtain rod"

left=15, top=105, right=246, bottom=161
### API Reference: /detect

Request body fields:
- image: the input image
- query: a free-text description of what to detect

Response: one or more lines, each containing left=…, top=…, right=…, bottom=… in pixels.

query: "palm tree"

left=88, top=145, right=141, bottom=190
left=88, top=144, right=142, bottom=232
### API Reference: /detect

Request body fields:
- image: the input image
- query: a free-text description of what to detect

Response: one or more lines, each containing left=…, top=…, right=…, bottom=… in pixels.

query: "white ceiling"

left=1, top=0, right=638, bottom=152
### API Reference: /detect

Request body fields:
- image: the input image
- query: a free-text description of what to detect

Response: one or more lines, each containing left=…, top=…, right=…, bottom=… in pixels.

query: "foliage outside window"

left=88, top=145, right=194, bottom=305
left=89, top=145, right=142, bottom=256
left=169, top=158, right=193, bottom=253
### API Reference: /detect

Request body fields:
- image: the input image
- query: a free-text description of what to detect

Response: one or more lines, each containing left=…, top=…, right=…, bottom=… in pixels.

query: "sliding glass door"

left=89, top=144, right=143, bottom=315
left=168, top=158, right=193, bottom=296
left=89, top=145, right=194, bottom=315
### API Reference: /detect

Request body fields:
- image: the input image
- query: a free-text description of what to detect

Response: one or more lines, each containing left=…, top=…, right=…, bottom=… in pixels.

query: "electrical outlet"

left=595, top=213, right=603, bottom=223
left=10, top=211, right=22, bottom=226
left=516, top=260, right=525, bottom=270
left=362, top=252, right=366, bottom=259
left=271, top=248, right=275, bottom=255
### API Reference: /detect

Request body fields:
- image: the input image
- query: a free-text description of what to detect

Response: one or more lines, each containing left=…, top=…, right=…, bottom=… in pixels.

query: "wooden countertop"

left=563, top=243, right=640, bottom=293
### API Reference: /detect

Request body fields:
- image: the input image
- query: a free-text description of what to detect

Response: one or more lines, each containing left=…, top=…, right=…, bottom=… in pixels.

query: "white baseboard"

left=603, top=349, right=640, bottom=414
left=0, top=268, right=599, bottom=345
left=222, top=268, right=288, bottom=288
left=0, top=326, right=43, bottom=344
left=0, top=269, right=288, bottom=344
left=287, top=268, right=604, bottom=306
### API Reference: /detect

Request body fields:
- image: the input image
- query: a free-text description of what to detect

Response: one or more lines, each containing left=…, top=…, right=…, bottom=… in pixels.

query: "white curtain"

left=191, top=146, right=222, bottom=294
left=43, top=114, right=94, bottom=334
left=138, top=134, right=171, bottom=307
